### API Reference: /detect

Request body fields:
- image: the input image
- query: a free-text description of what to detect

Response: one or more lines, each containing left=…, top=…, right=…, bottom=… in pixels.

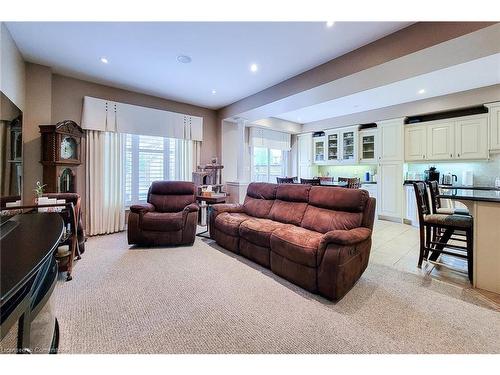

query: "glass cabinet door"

left=361, top=134, right=375, bottom=160
left=327, top=133, right=339, bottom=162
left=314, top=138, right=325, bottom=162
left=342, top=131, right=355, bottom=161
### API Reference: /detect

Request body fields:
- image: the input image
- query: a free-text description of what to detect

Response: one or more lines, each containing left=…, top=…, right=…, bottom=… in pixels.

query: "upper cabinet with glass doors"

left=359, top=129, right=378, bottom=163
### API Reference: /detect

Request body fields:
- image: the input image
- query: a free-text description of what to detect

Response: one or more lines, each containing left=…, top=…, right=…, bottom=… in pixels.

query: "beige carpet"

left=53, top=231, right=500, bottom=354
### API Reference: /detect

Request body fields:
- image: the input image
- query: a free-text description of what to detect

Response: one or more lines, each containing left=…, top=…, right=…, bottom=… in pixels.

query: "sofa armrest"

left=184, top=203, right=200, bottom=213
left=129, top=203, right=155, bottom=214
left=321, top=227, right=372, bottom=246
left=211, top=203, right=244, bottom=216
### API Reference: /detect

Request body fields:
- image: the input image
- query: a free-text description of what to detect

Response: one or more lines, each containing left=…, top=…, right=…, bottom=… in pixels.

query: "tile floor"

left=370, top=219, right=500, bottom=310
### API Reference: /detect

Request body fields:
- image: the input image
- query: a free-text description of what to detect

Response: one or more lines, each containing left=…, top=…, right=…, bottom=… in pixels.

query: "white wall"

left=0, top=23, right=25, bottom=111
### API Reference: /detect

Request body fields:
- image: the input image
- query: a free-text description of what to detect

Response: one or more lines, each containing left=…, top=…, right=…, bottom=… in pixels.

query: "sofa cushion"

left=270, top=226, right=323, bottom=267
left=243, top=197, right=275, bottom=219
left=301, top=206, right=363, bottom=233
left=149, top=194, right=195, bottom=213
left=141, top=211, right=184, bottom=232
left=275, top=184, right=311, bottom=202
left=214, top=212, right=252, bottom=236
left=239, top=218, right=290, bottom=248
left=268, top=200, right=308, bottom=226
left=242, top=182, right=278, bottom=218
left=308, top=186, right=368, bottom=212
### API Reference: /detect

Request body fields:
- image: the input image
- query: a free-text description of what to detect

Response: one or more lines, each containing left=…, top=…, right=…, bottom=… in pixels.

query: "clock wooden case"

left=39, top=120, right=84, bottom=194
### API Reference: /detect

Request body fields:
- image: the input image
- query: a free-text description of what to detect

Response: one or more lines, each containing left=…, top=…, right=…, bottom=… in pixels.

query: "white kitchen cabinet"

left=313, top=136, right=326, bottom=164
left=404, top=184, right=419, bottom=227
left=426, top=120, right=455, bottom=160
left=378, top=119, right=404, bottom=162
left=324, top=130, right=340, bottom=163
left=377, top=162, right=403, bottom=220
left=359, top=129, right=378, bottom=163
left=486, top=102, right=500, bottom=152
left=340, top=126, right=358, bottom=163
left=404, top=124, right=427, bottom=161
left=361, top=183, right=378, bottom=199
left=297, top=133, right=313, bottom=179
left=455, top=115, right=488, bottom=160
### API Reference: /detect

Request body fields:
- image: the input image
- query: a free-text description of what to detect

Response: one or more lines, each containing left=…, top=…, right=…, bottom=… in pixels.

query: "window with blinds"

left=124, top=134, right=182, bottom=206
left=251, top=146, right=289, bottom=183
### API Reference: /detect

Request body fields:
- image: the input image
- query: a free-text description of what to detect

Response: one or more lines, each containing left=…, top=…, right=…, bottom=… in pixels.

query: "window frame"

left=251, top=146, right=289, bottom=183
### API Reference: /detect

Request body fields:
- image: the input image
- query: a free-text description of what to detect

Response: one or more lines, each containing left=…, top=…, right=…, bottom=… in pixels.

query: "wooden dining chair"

left=413, top=182, right=473, bottom=281
left=338, top=177, right=361, bottom=189
left=276, top=177, right=297, bottom=184
left=300, top=178, right=321, bottom=186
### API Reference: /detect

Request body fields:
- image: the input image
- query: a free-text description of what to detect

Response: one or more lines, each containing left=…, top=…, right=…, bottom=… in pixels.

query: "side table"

left=196, top=195, right=227, bottom=239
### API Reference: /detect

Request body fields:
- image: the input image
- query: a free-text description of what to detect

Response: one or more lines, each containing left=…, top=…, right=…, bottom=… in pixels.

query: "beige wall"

left=23, top=63, right=52, bottom=203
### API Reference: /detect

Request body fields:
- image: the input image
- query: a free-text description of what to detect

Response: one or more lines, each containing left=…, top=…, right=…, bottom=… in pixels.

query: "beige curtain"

left=192, top=140, right=201, bottom=171
left=86, top=130, right=125, bottom=235
left=178, top=139, right=195, bottom=181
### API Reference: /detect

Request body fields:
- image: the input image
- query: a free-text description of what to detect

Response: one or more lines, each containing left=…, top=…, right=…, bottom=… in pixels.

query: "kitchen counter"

left=438, top=188, right=500, bottom=203
left=437, top=191, right=500, bottom=294
left=439, top=184, right=500, bottom=191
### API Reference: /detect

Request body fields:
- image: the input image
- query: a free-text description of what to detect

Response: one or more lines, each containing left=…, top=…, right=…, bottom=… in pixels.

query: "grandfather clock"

left=39, top=120, right=84, bottom=193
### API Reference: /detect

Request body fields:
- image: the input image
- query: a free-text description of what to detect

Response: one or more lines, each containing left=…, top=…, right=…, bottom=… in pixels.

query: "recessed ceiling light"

left=177, top=55, right=192, bottom=64
left=211, top=89, right=217, bottom=95
left=250, top=63, right=258, bottom=73
left=418, top=89, right=426, bottom=94
left=326, top=21, right=335, bottom=28
left=100, top=57, right=109, bottom=64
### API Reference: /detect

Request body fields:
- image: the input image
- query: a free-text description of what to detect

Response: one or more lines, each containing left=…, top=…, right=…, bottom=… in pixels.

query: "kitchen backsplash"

left=318, top=164, right=377, bottom=181
left=406, top=154, right=500, bottom=186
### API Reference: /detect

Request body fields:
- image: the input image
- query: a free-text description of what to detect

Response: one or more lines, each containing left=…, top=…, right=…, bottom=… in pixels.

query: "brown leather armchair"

left=127, top=181, right=199, bottom=246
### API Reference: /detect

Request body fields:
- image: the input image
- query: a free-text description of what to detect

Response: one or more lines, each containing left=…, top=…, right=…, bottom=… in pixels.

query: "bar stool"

left=413, top=182, right=473, bottom=282
left=427, top=181, right=469, bottom=215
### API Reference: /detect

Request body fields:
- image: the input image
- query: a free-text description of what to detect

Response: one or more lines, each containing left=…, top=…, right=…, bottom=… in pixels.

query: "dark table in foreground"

left=1, top=213, right=64, bottom=353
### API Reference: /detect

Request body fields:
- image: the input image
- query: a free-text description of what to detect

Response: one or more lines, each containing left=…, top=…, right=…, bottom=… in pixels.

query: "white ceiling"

left=5, top=22, right=412, bottom=109
left=275, top=53, right=500, bottom=124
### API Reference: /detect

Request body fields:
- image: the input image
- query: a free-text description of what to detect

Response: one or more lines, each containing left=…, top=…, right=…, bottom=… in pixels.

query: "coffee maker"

left=424, top=166, right=440, bottom=183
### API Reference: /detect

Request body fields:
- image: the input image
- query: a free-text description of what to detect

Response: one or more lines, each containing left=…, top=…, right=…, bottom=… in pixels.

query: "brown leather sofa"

left=210, top=182, right=376, bottom=301
left=127, top=181, right=199, bottom=246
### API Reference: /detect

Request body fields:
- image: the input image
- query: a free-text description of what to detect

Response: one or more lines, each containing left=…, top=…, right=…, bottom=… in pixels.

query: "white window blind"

left=249, top=127, right=291, bottom=151
left=124, top=134, right=189, bottom=206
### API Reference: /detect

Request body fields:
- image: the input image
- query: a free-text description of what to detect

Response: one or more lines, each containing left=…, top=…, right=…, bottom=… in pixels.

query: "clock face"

left=61, top=136, right=77, bottom=159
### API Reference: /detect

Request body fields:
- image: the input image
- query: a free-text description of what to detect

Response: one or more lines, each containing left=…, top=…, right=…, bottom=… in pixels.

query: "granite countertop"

left=403, top=180, right=500, bottom=191
left=439, top=184, right=500, bottom=191
left=438, top=188, right=500, bottom=203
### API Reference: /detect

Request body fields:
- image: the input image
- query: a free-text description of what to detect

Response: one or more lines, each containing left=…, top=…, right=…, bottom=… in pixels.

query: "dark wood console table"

left=1, top=213, right=64, bottom=353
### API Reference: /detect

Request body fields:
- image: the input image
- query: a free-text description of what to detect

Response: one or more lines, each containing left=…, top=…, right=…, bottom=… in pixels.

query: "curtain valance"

left=81, top=96, right=203, bottom=141
left=249, top=127, right=291, bottom=151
